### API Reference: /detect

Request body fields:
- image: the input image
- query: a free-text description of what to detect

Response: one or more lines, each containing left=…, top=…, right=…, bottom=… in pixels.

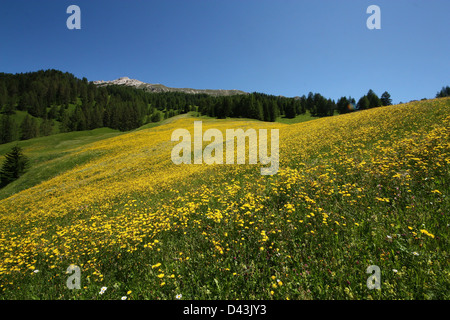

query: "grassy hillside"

left=0, top=128, right=121, bottom=200
left=0, top=98, right=448, bottom=299
left=276, top=111, right=319, bottom=124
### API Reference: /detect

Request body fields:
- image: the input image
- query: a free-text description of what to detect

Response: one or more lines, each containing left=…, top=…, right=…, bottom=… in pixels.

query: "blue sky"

left=0, top=0, right=449, bottom=104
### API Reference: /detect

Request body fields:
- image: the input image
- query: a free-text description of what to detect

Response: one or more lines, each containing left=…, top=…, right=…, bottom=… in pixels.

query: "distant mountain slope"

left=93, top=76, right=248, bottom=96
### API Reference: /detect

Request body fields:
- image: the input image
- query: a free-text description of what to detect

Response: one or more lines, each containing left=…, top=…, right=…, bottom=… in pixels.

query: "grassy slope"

left=276, top=111, right=319, bottom=124
left=0, top=128, right=121, bottom=200
left=0, top=111, right=256, bottom=199
left=0, top=98, right=449, bottom=300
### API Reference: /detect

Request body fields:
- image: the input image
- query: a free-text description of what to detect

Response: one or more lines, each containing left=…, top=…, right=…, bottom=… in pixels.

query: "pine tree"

left=0, top=145, right=29, bottom=188
left=269, top=100, right=278, bottom=122
left=71, top=106, right=87, bottom=131
left=285, top=100, right=296, bottom=118
left=256, top=100, right=264, bottom=120
left=20, top=114, right=34, bottom=140
left=0, top=81, right=7, bottom=109
left=151, top=111, right=162, bottom=122
left=337, top=96, right=349, bottom=114
left=327, top=99, right=336, bottom=116
left=367, top=89, right=382, bottom=109
left=222, top=97, right=232, bottom=118
left=17, top=92, right=30, bottom=111
left=30, top=117, right=39, bottom=138
left=40, top=118, right=53, bottom=136
left=1, top=99, right=15, bottom=115
left=47, top=106, right=59, bottom=120
left=215, top=100, right=225, bottom=119
left=262, top=100, right=270, bottom=122
left=357, top=96, right=370, bottom=110
left=0, top=114, right=14, bottom=144
left=380, top=91, right=392, bottom=106
left=306, top=92, right=314, bottom=112
left=59, top=109, right=71, bottom=133
left=93, top=104, right=104, bottom=128
left=436, top=86, right=450, bottom=98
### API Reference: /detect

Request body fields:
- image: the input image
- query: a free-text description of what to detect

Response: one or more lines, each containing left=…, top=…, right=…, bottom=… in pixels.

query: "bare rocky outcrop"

left=93, top=77, right=247, bottom=96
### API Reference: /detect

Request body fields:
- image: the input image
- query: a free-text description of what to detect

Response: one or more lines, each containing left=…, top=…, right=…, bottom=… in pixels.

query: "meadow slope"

left=0, top=98, right=449, bottom=299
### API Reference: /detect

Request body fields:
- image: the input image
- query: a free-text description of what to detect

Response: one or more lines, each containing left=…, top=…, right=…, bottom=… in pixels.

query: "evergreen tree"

left=295, top=98, right=305, bottom=114
left=367, top=89, right=382, bottom=109
left=284, top=100, right=296, bottom=118
left=151, top=111, right=162, bottom=122
left=59, top=109, right=71, bottom=133
left=17, top=92, right=30, bottom=111
left=349, top=97, right=356, bottom=109
left=261, top=100, right=268, bottom=121
left=0, top=114, right=14, bottom=144
left=255, top=100, right=264, bottom=120
left=337, top=96, right=349, bottom=114
left=269, top=100, right=278, bottom=122
left=40, top=118, right=53, bottom=136
left=93, top=104, right=104, bottom=128
left=327, top=99, right=336, bottom=116
left=357, top=96, right=370, bottom=110
left=71, top=106, right=87, bottom=131
left=30, top=117, right=39, bottom=138
left=48, top=105, right=59, bottom=120
left=436, top=86, right=450, bottom=98
left=380, top=91, right=392, bottom=106
left=215, top=99, right=226, bottom=119
left=0, top=81, right=7, bottom=109
left=103, top=106, right=112, bottom=128
left=0, top=145, right=29, bottom=188
left=311, top=93, right=330, bottom=117
left=20, top=114, right=34, bottom=140
left=80, top=84, right=88, bottom=105
left=222, top=97, right=232, bottom=118
left=306, top=92, right=314, bottom=112
left=0, top=98, right=15, bottom=115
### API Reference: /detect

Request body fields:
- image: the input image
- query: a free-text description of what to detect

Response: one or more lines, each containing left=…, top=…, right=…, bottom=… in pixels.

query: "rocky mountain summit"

left=93, top=77, right=247, bottom=96
left=93, top=77, right=145, bottom=87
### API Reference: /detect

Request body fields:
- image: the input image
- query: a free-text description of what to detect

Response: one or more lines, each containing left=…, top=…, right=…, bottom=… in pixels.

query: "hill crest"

left=93, top=77, right=248, bottom=96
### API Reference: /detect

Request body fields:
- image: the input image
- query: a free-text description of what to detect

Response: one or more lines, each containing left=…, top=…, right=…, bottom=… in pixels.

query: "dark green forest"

left=0, top=69, right=402, bottom=144
left=436, top=86, right=450, bottom=98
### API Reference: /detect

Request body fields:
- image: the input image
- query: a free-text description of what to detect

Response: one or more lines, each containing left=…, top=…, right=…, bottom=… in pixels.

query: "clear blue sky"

left=1, top=0, right=449, bottom=104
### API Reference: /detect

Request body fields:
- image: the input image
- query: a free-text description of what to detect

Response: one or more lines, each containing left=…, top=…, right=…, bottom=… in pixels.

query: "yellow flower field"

left=0, top=98, right=449, bottom=299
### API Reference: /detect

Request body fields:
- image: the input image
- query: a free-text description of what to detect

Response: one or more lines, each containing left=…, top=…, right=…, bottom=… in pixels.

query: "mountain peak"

left=92, top=77, right=248, bottom=97
left=93, top=77, right=145, bottom=87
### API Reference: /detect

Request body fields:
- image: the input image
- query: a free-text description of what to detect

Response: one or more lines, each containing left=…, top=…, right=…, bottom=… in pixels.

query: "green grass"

left=276, top=112, right=318, bottom=124
left=0, top=99, right=449, bottom=300
left=0, top=109, right=193, bottom=199
left=0, top=127, right=121, bottom=200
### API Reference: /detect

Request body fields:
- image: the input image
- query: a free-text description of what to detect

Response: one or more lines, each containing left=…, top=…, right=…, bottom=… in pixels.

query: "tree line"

left=0, top=70, right=193, bottom=143
left=0, top=69, right=446, bottom=145
left=197, top=89, right=393, bottom=120
left=436, top=86, right=450, bottom=98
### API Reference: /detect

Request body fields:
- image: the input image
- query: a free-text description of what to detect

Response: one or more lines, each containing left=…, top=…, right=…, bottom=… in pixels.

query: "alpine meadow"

left=0, top=0, right=449, bottom=304
left=0, top=97, right=448, bottom=299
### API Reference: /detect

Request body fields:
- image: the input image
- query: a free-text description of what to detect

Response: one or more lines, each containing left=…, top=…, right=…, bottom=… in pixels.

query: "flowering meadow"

left=0, top=98, right=448, bottom=299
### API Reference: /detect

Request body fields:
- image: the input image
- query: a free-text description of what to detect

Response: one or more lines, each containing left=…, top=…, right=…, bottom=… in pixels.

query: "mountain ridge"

left=93, top=76, right=248, bottom=96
